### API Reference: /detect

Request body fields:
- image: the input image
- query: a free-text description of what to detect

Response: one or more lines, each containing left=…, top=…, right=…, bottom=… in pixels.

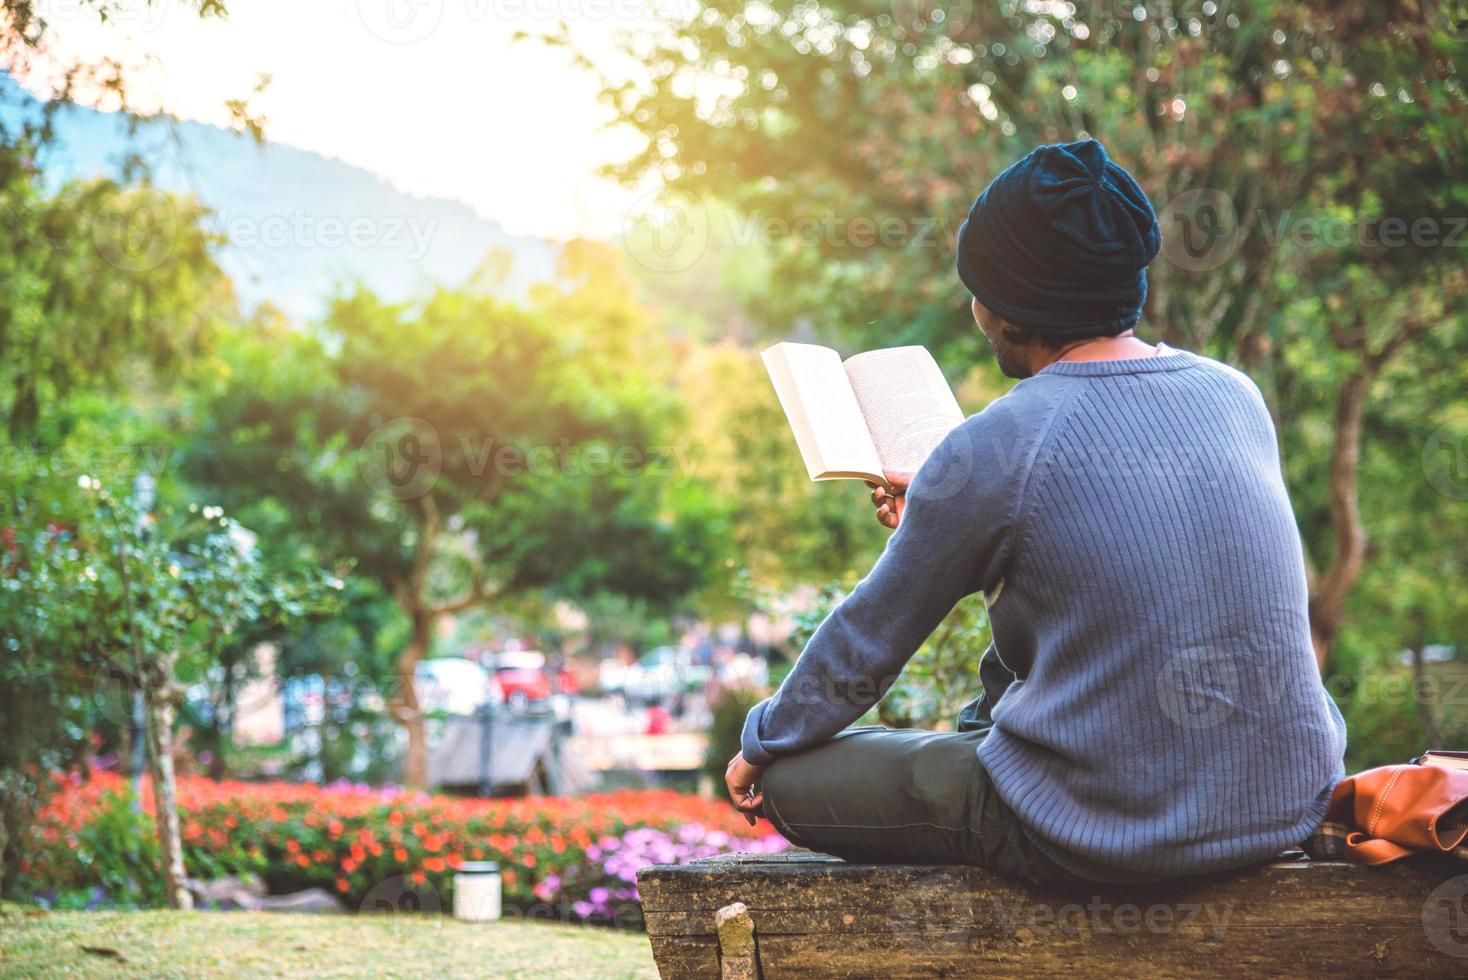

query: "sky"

left=23, top=0, right=672, bottom=241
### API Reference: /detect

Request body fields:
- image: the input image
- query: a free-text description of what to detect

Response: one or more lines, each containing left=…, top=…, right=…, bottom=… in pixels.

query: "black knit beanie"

left=955, top=138, right=1161, bottom=337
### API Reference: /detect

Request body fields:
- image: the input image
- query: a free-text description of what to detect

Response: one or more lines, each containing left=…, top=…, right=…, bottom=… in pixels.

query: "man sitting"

left=725, top=138, right=1346, bottom=884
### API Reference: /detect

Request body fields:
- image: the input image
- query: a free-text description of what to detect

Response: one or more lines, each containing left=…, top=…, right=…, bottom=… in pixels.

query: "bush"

left=702, top=684, right=766, bottom=783
left=29, top=785, right=167, bottom=909
left=793, top=584, right=992, bottom=730
left=18, top=771, right=787, bottom=922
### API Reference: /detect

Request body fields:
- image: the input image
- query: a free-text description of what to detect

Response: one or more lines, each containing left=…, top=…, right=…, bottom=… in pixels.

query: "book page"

left=762, top=343, right=884, bottom=481
left=842, top=346, right=965, bottom=475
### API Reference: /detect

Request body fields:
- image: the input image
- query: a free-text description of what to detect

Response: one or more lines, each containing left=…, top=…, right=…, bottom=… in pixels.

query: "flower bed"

left=19, top=771, right=788, bottom=922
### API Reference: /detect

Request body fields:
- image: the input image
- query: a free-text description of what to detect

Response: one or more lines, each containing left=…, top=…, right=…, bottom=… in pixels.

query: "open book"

left=762, top=342, right=965, bottom=485
left=1418, top=750, right=1468, bottom=772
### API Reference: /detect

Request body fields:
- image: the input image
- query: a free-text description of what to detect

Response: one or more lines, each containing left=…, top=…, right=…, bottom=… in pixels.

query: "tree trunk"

left=143, top=680, right=193, bottom=910
left=0, top=789, right=10, bottom=896
left=395, top=611, right=435, bottom=788
left=1307, top=368, right=1371, bottom=673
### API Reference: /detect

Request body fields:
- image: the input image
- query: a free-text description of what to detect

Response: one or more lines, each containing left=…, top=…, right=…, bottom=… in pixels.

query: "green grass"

left=0, top=904, right=657, bottom=979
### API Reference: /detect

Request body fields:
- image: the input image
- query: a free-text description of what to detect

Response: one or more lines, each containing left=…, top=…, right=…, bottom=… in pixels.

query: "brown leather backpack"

left=1305, top=763, right=1468, bottom=865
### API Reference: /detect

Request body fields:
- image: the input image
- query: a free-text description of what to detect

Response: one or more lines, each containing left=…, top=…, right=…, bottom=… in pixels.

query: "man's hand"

left=865, top=471, right=912, bottom=529
left=724, top=751, right=765, bottom=827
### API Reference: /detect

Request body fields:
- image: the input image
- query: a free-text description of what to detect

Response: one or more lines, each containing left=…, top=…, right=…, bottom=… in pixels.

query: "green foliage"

left=0, top=174, right=229, bottom=439
left=703, top=684, right=767, bottom=782
left=184, top=252, right=733, bottom=619
left=792, top=582, right=993, bottom=730
left=0, top=454, right=336, bottom=894
left=586, top=0, right=1468, bottom=744
left=64, top=789, right=166, bottom=909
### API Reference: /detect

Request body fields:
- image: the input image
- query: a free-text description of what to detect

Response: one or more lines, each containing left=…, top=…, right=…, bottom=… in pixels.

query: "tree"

left=578, top=0, right=1468, bottom=671
left=1, top=474, right=333, bottom=907
left=675, top=341, right=886, bottom=597
left=0, top=173, right=232, bottom=440
left=183, top=251, right=732, bottom=786
left=0, top=1, right=249, bottom=442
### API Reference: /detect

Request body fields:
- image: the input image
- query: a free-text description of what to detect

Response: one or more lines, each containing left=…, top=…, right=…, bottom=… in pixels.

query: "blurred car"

left=414, top=657, right=501, bottom=716
left=495, top=650, right=551, bottom=707
left=492, top=651, right=579, bottom=707
left=622, top=647, right=712, bottom=706
left=598, top=657, right=629, bottom=695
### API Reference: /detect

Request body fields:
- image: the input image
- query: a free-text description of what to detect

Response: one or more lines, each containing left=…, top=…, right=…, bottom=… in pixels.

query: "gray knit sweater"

left=742, top=348, right=1347, bottom=880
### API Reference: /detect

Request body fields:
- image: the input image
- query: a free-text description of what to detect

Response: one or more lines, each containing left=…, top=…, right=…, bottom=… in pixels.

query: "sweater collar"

left=1037, top=346, right=1198, bottom=378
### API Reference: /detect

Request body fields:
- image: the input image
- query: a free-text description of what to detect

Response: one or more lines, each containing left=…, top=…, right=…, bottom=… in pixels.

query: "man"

left=725, top=138, right=1346, bottom=884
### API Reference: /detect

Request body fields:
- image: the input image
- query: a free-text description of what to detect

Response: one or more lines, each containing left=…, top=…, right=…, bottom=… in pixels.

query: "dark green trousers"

left=759, top=645, right=1076, bottom=885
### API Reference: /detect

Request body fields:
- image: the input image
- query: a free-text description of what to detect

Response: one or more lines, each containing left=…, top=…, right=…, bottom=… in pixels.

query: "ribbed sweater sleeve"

left=740, top=378, right=1073, bottom=766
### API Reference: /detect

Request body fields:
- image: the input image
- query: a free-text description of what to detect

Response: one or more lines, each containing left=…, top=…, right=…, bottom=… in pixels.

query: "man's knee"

left=759, top=756, right=806, bottom=844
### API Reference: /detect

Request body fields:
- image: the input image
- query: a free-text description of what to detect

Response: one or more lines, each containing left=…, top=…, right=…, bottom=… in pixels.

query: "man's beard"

left=983, top=330, right=1034, bottom=379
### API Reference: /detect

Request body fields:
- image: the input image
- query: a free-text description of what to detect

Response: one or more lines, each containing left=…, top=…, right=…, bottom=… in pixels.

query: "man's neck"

left=1029, top=331, right=1156, bottom=374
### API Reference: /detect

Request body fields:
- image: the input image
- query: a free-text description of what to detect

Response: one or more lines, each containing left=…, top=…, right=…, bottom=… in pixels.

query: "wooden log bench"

left=638, top=851, right=1468, bottom=978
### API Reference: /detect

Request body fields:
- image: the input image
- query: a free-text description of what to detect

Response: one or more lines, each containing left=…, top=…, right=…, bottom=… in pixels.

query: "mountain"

left=0, top=78, right=559, bottom=321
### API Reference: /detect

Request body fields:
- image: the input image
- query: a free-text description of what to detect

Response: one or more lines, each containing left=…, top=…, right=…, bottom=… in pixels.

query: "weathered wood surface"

left=638, top=851, right=1468, bottom=978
